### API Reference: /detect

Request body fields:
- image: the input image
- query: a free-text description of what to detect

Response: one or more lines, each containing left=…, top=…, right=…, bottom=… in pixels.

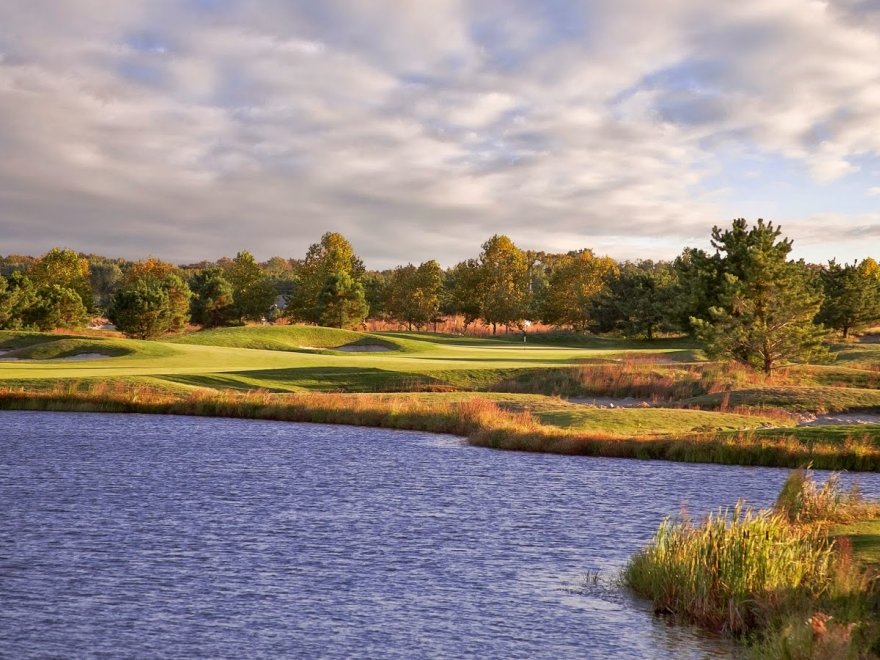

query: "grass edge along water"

left=623, top=469, right=880, bottom=658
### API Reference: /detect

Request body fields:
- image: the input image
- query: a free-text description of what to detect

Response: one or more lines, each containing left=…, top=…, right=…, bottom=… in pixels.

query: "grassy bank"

left=2, top=326, right=880, bottom=469
left=2, top=382, right=879, bottom=471
left=624, top=471, right=880, bottom=657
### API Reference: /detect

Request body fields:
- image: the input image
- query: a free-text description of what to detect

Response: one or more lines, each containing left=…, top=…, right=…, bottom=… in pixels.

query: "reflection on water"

left=2, top=411, right=878, bottom=659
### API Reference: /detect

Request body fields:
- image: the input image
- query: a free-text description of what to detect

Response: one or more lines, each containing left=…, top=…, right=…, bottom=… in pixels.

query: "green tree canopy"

left=386, top=260, right=444, bottom=330
left=0, top=273, right=38, bottom=330
left=817, top=259, right=880, bottom=338
left=477, top=235, right=530, bottom=334
left=28, top=247, right=94, bottom=312
left=110, top=258, right=192, bottom=337
left=288, top=232, right=365, bottom=324
left=226, top=250, right=277, bottom=323
left=21, top=284, right=88, bottom=331
left=108, top=279, right=174, bottom=339
left=317, top=271, right=369, bottom=329
left=190, top=268, right=236, bottom=327
left=446, top=259, right=482, bottom=331
left=590, top=261, right=680, bottom=339
left=691, top=219, right=829, bottom=375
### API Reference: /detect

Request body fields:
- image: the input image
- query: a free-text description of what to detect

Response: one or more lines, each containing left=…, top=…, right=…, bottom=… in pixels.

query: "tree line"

left=2, top=219, right=879, bottom=374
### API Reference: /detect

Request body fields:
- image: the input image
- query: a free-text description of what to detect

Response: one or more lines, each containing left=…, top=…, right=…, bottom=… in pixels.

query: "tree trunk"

left=492, top=323, right=497, bottom=335
left=843, top=326, right=849, bottom=339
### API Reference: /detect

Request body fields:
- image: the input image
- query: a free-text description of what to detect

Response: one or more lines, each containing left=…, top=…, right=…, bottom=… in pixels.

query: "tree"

left=691, top=219, right=829, bottom=375
left=477, top=235, right=530, bottom=334
left=541, top=249, right=617, bottom=330
left=226, top=251, right=277, bottom=323
left=108, top=279, right=174, bottom=339
left=190, top=268, right=236, bottom=327
left=590, top=261, right=680, bottom=339
left=446, top=259, right=482, bottom=332
left=386, top=260, right=444, bottom=330
left=317, top=271, right=369, bottom=329
left=110, top=258, right=192, bottom=337
left=816, top=259, right=880, bottom=338
left=88, top=260, right=123, bottom=311
left=0, top=273, right=37, bottom=329
left=28, top=247, right=94, bottom=312
left=362, top=271, right=390, bottom=321
left=287, top=232, right=365, bottom=324
left=123, top=258, right=191, bottom=332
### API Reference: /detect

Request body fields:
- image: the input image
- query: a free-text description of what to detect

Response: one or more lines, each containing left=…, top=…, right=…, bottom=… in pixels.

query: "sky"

left=1, top=0, right=879, bottom=269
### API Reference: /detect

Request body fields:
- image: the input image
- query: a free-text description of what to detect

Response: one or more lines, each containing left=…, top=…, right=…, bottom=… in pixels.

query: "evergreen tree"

left=691, top=219, right=828, bottom=375
left=111, top=258, right=192, bottom=337
left=590, top=261, right=680, bottom=339
left=0, top=273, right=37, bottom=330
left=817, top=259, right=880, bottom=338
left=317, top=271, right=369, bottom=329
left=108, top=279, right=174, bottom=339
left=190, top=268, right=236, bottom=327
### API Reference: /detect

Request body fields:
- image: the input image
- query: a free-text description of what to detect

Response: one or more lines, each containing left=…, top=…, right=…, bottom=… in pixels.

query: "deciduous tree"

left=477, top=235, right=530, bottom=334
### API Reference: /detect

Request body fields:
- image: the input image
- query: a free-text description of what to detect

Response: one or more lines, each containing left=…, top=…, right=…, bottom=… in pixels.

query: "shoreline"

left=2, top=384, right=878, bottom=472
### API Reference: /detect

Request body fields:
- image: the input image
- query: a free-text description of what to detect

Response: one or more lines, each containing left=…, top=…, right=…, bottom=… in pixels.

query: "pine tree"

left=691, top=219, right=829, bottom=375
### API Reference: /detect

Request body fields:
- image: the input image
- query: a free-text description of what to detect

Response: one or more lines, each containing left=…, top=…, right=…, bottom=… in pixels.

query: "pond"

left=2, top=411, right=879, bottom=659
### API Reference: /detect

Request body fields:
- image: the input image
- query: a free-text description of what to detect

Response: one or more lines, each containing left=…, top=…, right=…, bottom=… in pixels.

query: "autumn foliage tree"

left=287, top=233, right=365, bottom=325
left=541, top=249, right=617, bottom=330
left=477, top=235, right=530, bottom=334
left=108, top=258, right=192, bottom=338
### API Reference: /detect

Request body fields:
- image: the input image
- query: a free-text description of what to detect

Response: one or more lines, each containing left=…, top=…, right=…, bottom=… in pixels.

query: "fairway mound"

left=169, top=325, right=406, bottom=353
left=0, top=337, right=132, bottom=361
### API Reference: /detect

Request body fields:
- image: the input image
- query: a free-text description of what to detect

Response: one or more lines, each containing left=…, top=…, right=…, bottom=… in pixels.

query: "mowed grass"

left=2, top=327, right=880, bottom=454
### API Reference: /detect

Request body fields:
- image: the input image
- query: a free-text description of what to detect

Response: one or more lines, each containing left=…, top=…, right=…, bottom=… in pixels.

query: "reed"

left=1, top=382, right=879, bottom=471
left=624, top=470, right=880, bottom=655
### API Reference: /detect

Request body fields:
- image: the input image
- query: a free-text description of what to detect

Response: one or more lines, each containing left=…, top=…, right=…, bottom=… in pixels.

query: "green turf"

left=2, top=326, right=879, bottom=441
left=831, top=519, right=880, bottom=566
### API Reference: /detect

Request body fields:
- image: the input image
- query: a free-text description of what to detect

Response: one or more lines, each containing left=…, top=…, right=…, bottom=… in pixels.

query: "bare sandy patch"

left=56, top=353, right=112, bottom=361
left=335, top=344, right=393, bottom=352
left=567, top=396, right=652, bottom=408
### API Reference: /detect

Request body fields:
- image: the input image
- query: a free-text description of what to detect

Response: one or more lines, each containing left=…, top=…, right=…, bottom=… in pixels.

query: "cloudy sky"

left=1, top=0, right=879, bottom=268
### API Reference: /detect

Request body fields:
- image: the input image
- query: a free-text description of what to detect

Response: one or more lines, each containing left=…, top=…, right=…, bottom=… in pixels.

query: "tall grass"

left=624, top=470, right=880, bottom=655
left=1, top=382, right=879, bottom=470
left=489, top=358, right=796, bottom=402
left=624, top=503, right=837, bottom=634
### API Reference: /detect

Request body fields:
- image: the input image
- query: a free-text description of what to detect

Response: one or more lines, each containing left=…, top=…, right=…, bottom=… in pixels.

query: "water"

left=2, top=412, right=879, bottom=659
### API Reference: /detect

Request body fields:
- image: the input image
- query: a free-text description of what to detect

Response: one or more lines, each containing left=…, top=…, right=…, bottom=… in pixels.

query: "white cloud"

left=0, top=0, right=879, bottom=266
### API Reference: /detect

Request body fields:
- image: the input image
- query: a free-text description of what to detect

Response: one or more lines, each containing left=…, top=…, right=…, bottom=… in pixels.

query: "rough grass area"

left=3, top=328, right=880, bottom=469
left=2, top=383, right=879, bottom=471
left=625, top=470, right=880, bottom=657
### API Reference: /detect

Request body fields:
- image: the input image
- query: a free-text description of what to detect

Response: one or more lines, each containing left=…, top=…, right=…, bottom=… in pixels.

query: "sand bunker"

left=56, top=353, right=112, bottom=361
left=567, top=396, right=652, bottom=408
left=798, top=412, right=880, bottom=427
left=335, top=344, right=394, bottom=352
